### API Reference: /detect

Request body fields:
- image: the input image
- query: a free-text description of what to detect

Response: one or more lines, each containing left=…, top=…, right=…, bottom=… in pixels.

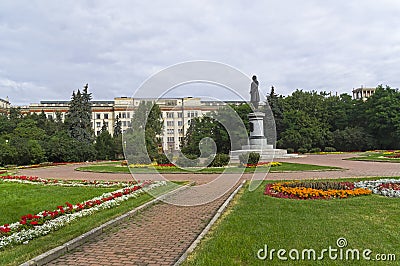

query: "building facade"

left=12, top=97, right=244, bottom=152
left=352, top=86, right=376, bottom=101
left=0, top=97, right=10, bottom=115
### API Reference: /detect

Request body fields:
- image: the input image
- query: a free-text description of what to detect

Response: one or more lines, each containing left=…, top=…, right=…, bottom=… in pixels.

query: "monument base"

left=229, top=111, right=298, bottom=162
left=229, top=147, right=298, bottom=162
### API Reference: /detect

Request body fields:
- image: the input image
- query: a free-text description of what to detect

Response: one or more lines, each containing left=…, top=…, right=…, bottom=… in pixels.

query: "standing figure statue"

left=250, top=75, right=260, bottom=110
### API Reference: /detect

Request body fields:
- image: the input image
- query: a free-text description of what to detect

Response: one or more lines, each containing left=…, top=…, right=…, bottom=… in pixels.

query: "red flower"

left=30, top=221, right=38, bottom=225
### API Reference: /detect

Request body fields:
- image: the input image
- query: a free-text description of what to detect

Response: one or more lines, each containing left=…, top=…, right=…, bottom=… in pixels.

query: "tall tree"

left=267, top=86, right=285, bottom=138
left=64, top=84, right=95, bottom=161
left=124, top=101, right=163, bottom=163
left=65, top=84, right=93, bottom=144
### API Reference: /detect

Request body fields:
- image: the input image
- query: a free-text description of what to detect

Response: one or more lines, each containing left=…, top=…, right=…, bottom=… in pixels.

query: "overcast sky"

left=1, top=1, right=400, bottom=105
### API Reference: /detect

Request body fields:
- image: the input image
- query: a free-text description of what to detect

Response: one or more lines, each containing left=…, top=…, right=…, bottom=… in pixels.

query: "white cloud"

left=0, top=0, right=400, bottom=105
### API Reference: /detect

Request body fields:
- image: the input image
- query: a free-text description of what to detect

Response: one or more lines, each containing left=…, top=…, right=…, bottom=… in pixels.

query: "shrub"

left=175, top=154, right=199, bottom=167
left=127, top=154, right=151, bottom=165
left=155, top=153, right=170, bottom=165
left=286, top=148, right=294, bottom=154
left=239, top=152, right=260, bottom=165
left=324, top=147, right=337, bottom=152
left=309, top=147, right=321, bottom=153
left=297, top=148, right=308, bottom=154
left=209, top=153, right=230, bottom=167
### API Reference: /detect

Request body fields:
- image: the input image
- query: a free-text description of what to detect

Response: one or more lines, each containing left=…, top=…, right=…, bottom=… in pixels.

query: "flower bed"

left=0, top=180, right=166, bottom=249
left=246, top=162, right=281, bottom=168
left=156, top=163, right=175, bottom=167
left=354, top=179, right=400, bottom=197
left=0, top=175, right=136, bottom=187
left=264, top=181, right=371, bottom=200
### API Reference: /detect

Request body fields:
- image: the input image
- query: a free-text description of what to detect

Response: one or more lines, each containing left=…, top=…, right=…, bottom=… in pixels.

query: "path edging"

left=21, top=182, right=194, bottom=266
left=174, top=180, right=246, bottom=265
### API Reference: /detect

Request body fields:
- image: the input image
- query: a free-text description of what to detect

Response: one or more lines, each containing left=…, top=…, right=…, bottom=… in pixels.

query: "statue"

left=250, top=75, right=260, bottom=110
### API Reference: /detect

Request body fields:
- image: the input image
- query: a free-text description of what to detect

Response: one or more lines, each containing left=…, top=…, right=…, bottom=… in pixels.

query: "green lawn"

left=0, top=182, right=116, bottom=225
left=0, top=181, right=181, bottom=266
left=183, top=179, right=400, bottom=265
left=76, top=162, right=341, bottom=174
left=346, top=152, right=400, bottom=163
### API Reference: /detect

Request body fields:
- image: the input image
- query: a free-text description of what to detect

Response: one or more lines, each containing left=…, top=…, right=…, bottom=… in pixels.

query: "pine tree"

left=64, top=84, right=95, bottom=161
left=65, top=84, right=93, bottom=144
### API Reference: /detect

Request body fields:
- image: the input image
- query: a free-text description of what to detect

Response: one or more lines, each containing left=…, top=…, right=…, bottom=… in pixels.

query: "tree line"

left=181, top=85, right=400, bottom=155
left=0, top=85, right=122, bottom=166
left=268, top=85, right=400, bottom=152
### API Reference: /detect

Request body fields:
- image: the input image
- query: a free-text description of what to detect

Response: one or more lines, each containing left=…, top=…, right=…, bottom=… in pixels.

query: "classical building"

left=352, top=86, right=376, bottom=101
left=11, top=97, right=245, bottom=152
left=0, top=97, right=10, bottom=115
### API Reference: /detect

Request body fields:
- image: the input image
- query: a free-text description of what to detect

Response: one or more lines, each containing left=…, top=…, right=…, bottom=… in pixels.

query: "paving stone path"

left=45, top=184, right=238, bottom=266
left=17, top=154, right=400, bottom=265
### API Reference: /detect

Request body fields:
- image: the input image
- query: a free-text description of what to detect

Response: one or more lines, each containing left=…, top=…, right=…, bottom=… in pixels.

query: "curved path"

left=17, top=154, right=400, bottom=265
left=18, top=154, right=400, bottom=184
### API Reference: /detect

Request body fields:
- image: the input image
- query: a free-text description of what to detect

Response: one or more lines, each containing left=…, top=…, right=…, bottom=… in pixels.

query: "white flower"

left=0, top=181, right=167, bottom=250
left=354, top=179, right=400, bottom=198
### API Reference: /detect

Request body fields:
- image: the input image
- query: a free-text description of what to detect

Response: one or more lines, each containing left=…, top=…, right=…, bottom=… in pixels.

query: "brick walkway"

left=18, top=154, right=400, bottom=265
left=45, top=184, right=238, bottom=266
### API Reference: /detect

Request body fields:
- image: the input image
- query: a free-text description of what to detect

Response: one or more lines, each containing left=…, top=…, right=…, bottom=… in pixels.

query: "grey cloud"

left=0, top=0, right=400, bottom=105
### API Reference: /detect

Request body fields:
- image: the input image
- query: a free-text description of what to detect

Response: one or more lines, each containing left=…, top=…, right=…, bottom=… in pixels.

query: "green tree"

left=124, top=101, right=163, bottom=163
left=65, top=84, right=93, bottom=144
left=95, top=122, right=115, bottom=160
left=363, top=85, right=400, bottom=149
left=267, top=86, right=285, bottom=138
left=333, top=127, right=375, bottom=151
left=181, top=104, right=249, bottom=155
left=64, top=84, right=95, bottom=161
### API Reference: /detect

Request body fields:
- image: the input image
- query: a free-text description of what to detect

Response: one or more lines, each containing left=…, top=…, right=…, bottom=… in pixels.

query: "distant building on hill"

left=352, top=86, right=376, bottom=101
left=0, top=97, right=10, bottom=115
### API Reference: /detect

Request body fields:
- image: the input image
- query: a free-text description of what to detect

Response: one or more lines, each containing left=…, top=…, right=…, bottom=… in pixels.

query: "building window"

left=104, top=122, right=109, bottom=127
left=178, top=112, right=183, bottom=118
left=195, top=111, right=198, bottom=117
left=167, top=137, right=174, bottom=142
left=96, top=114, right=101, bottom=119
left=167, top=129, right=174, bottom=134
left=104, top=114, right=109, bottom=119
left=123, top=121, right=127, bottom=127
left=179, top=137, right=183, bottom=142
left=167, top=112, right=174, bottom=118
left=97, top=131, right=101, bottom=135
left=122, top=112, right=126, bottom=118
left=96, top=122, right=101, bottom=127
left=127, top=112, right=130, bottom=118
left=167, top=121, right=174, bottom=126
left=178, top=128, right=183, bottom=134
left=47, top=114, right=53, bottom=119
left=178, top=121, right=183, bottom=126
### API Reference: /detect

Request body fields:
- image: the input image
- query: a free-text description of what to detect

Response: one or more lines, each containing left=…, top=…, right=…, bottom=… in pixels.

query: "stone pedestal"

left=230, top=112, right=296, bottom=161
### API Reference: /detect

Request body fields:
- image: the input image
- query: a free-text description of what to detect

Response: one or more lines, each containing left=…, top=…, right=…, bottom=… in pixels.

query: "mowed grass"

left=0, top=182, right=116, bottom=225
left=76, top=162, right=341, bottom=174
left=346, top=152, right=400, bottom=163
left=183, top=180, right=400, bottom=266
left=0, top=181, right=181, bottom=266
